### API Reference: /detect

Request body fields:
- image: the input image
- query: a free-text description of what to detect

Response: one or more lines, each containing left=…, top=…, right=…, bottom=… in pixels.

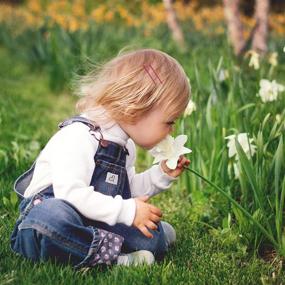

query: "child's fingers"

left=150, top=213, right=161, bottom=223
left=150, top=205, right=162, bottom=217
left=178, top=157, right=190, bottom=168
left=139, top=225, right=153, bottom=238
left=181, top=158, right=190, bottom=166
left=177, top=157, right=186, bottom=168
left=147, top=221, right=158, bottom=231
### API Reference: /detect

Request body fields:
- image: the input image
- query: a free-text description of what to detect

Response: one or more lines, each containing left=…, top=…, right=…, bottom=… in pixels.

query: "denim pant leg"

left=10, top=196, right=122, bottom=268
left=89, top=221, right=168, bottom=260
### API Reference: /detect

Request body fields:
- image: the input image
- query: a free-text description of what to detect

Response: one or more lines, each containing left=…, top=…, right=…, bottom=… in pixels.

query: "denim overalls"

left=10, top=116, right=167, bottom=268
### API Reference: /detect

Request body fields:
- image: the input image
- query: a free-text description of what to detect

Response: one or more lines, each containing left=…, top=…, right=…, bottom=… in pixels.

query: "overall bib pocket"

left=92, top=159, right=126, bottom=197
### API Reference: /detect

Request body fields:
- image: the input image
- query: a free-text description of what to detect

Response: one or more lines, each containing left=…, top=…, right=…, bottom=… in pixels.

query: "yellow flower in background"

left=91, top=6, right=106, bottom=22
left=117, top=5, right=129, bottom=19
left=72, top=0, right=85, bottom=18
left=54, top=14, right=67, bottom=29
left=1, top=1, right=285, bottom=36
left=69, top=18, right=80, bottom=32
left=268, top=52, right=278, bottom=67
left=105, top=11, right=114, bottom=22
left=247, top=50, right=260, bottom=70
left=27, top=0, right=41, bottom=14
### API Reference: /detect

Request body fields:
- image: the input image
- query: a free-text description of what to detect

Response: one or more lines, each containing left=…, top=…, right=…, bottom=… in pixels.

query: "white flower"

left=268, top=52, right=278, bottom=67
left=257, top=79, right=285, bottom=103
left=225, top=133, right=256, bottom=160
left=217, top=69, right=229, bottom=82
left=184, top=100, right=196, bottom=117
left=247, top=50, right=260, bottom=70
left=149, top=135, right=192, bottom=169
left=283, top=46, right=285, bottom=53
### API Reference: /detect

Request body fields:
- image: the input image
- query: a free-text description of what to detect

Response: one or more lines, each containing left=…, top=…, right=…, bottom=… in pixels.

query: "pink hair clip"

left=143, top=64, right=163, bottom=85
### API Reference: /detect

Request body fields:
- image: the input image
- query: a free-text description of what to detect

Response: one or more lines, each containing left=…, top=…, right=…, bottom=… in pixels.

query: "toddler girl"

left=10, top=48, right=191, bottom=268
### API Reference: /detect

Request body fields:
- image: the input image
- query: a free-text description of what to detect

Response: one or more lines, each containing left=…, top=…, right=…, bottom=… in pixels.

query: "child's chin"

left=140, top=144, right=154, bottom=150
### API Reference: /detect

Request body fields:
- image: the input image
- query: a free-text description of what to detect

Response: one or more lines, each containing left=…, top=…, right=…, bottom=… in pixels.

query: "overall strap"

left=58, top=115, right=111, bottom=147
left=58, top=116, right=100, bottom=132
left=14, top=116, right=129, bottom=200
left=14, top=116, right=101, bottom=200
left=14, top=161, right=37, bottom=199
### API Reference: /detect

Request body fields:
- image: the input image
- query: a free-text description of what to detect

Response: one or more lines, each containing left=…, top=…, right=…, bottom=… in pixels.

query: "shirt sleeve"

left=126, top=139, right=177, bottom=198
left=49, top=123, right=136, bottom=226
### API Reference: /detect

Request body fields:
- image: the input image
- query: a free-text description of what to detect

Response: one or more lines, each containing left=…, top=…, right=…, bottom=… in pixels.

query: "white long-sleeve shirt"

left=24, top=116, right=176, bottom=227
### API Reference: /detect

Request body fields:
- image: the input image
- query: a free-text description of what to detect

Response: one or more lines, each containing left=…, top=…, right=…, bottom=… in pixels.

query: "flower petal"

left=150, top=134, right=192, bottom=167
left=153, top=156, right=164, bottom=164
left=166, top=158, right=178, bottom=170
left=174, top=135, right=188, bottom=147
left=181, top=146, right=192, bottom=155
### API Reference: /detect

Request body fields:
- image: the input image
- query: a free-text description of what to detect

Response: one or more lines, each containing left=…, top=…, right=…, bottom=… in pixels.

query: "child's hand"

left=133, top=196, right=162, bottom=238
left=161, top=155, right=190, bottom=178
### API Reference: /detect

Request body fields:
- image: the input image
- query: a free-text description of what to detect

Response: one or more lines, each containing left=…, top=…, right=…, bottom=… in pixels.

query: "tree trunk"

left=223, top=0, right=245, bottom=56
left=163, top=0, right=186, bottom=51
left=252, top=0, right=270, bottom=54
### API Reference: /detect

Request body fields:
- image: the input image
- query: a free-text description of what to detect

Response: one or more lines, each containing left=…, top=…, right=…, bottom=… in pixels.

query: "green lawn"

left=0, top=46, right=284, bottom=285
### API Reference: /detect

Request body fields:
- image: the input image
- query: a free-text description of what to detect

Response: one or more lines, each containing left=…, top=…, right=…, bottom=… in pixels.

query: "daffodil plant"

left=150, top=134, right=283, bottom=255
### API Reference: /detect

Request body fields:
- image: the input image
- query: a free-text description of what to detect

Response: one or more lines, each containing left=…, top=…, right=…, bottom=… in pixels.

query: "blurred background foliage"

left=0, top=0, right=284, bottom=92
left=0, top=0, right=284, bottom=35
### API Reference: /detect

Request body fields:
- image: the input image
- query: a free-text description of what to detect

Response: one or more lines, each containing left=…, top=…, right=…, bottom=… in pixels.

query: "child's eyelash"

left=167, top=121, right=175, bottom=125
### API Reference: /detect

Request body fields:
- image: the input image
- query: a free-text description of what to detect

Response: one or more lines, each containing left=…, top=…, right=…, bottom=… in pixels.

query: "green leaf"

left=282, top=224, right=285, bottom=253
left=185, top=167, right=279, bottom=252
left=206, top=93, right=212, bottom=129
left=10, top=191, right=18, bottom=208
left=261, top=113, right=271, bottom=130
left=234, top=138, right=260, bottom=204
left=3, top=197, right=9, bottom=207
left=237, top=103, right=256, bottom=113
left=275, top=136, right=284, bottom=244
left=280, top=177, right=285, bottom=254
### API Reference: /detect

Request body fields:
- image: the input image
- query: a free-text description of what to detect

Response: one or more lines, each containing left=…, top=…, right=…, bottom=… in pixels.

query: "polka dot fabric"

left=91, top=229, right=124, bottom=265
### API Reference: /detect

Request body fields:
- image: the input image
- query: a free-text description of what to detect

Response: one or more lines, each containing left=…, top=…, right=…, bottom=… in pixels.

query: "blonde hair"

left=75, top=48, right=191, bottom=124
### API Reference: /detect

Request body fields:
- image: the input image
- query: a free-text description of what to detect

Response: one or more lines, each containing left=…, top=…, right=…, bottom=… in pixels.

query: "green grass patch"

left=1, top=43, right=285, bottom=284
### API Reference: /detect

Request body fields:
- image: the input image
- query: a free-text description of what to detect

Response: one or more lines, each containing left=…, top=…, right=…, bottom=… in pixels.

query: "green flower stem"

left=184, top=166, right=282, bottom=254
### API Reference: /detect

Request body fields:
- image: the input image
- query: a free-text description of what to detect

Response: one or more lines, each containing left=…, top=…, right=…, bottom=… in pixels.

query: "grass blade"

left=275, top=136, right=284, bottom=245
left=184, top=167, right=281, bottom=254
left=235, top=138, right=273, bottom=237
